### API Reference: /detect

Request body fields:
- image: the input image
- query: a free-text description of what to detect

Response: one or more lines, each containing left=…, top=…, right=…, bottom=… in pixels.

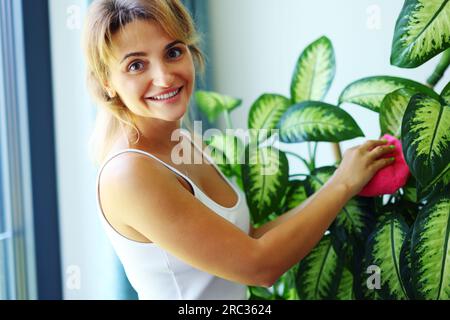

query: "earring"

left=106, top=89, right=116, bottom=99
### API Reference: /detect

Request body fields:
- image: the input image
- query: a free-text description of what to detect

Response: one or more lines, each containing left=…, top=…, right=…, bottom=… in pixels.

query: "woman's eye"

left=128, top=61, right=145, bottom=72
left=167, top=47, right=183, bottom=60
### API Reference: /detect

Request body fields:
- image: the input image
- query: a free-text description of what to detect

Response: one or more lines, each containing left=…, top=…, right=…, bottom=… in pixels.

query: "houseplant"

left=195, top=0, right=450, bottom=300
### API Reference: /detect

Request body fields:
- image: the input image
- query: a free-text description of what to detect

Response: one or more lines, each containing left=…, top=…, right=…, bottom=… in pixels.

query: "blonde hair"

left=83, top=0, right=205, bottom=165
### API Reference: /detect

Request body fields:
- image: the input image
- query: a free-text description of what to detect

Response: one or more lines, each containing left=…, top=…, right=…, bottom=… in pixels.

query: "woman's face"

left=107, top=19, right=195, bottom=122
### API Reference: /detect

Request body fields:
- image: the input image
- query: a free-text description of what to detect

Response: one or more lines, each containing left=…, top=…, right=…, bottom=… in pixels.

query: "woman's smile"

left=146, top=86, right=184, bottom=104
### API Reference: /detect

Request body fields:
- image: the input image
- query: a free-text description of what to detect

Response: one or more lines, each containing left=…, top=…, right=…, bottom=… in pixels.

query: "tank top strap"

left=97, top=147, right=198, bottom=194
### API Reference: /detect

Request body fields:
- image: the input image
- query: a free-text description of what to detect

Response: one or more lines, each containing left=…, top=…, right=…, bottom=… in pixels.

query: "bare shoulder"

left=98, top=151, right=174, bottom=223
left=97, top=150, right=266, bottom=287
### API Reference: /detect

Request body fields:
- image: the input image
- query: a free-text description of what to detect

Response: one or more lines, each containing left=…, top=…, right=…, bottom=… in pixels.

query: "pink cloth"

left=358, top=134, right=410, bottom=197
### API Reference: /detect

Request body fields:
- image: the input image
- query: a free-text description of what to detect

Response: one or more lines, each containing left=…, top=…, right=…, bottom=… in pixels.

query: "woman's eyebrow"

left=120, top=40, right=185, bottom=64
left=120, top=51, right=147, bottom=63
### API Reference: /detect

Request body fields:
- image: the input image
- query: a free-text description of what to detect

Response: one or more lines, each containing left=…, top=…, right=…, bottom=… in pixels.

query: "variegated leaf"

left=296, top=235, right=344, bottom=299
left=365, top=213, right=409, bottom=300
left=248, top=94, right=291, bottom=144
left=291, top=36, right=335, bottom=103
left=336, top=267, right=355, bottom=300
left=441, top=81, right=450, bottom=104
left=411, top=195, right=450, bottom=299
left=194, top=91, right=242, bottom=122
left=391, top=0, right=450, bottom=68
left=242, top=145, right=289, bottom=224
left=338, top=76, right=439, bottom=112
left=401, top=94, right=450, bottom=187
left=380, top=88, right=416, bottom=138
left=278, top=101, right=364, bottom=143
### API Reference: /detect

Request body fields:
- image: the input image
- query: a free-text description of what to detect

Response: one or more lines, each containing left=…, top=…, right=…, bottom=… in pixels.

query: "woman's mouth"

left=147, top=86, right=183, bottom=103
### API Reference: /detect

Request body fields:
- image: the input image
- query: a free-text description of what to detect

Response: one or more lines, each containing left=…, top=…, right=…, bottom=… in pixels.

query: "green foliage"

left=195, top=1, right=450, bottom=300
left=390, top=0, right=450, bottom=68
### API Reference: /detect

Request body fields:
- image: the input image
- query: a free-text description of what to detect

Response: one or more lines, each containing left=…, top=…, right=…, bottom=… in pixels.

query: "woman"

left=84, top=0, right=395, bottom=300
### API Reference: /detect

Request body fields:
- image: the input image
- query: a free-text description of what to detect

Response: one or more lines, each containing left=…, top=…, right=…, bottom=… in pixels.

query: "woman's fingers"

left=362, top=139, right=388, bottom=151
left=368, top=144, right=396, bottom=161
left=370, top=156, right=395, bottom=172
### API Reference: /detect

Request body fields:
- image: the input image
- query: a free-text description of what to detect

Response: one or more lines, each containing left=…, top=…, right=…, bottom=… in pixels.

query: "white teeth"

left=150, top=88, right=180, bottom=100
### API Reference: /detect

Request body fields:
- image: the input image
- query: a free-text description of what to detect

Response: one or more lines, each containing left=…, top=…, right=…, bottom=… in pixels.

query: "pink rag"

left=358, top=134, right=410, bottom=197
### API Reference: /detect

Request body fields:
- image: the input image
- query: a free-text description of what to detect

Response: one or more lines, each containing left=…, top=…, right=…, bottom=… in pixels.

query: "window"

left=0, top=0, right=37, bottom=300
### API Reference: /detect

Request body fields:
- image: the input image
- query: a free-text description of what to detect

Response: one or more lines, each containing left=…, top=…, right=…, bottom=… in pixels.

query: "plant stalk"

left=426, top=48, right=450, bottom=88
left=223, top=110, right=233, bottom=129
left=331, top=142, right=342, bottom=163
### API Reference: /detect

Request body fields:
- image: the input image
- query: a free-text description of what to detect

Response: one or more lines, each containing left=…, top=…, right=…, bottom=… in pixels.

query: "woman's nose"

left=151, top=63, right=175, bottom=87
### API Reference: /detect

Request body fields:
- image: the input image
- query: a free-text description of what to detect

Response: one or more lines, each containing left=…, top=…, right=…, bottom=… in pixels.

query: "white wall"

left=208, top=0, right=449, bottom=173
left=49, top=0, right=124, bottom=299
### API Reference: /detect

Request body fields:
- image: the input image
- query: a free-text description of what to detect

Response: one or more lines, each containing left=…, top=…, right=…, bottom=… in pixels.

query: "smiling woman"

left=83, top=0, right=396, bottom=301
left=84, top=0, right=205, bottom=164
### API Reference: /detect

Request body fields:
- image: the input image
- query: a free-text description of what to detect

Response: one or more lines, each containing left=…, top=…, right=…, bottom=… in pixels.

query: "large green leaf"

left=338, top=76, right=439, bottom=112
left=411, top=195, right=450, bottom=299
left=364, top=213, right=409, bottom=300
left=242, top=145, right=289, bottom=224
left=194, top=91, right=242, bottom=122
left=296, top=235, right=344, bottom=299
left=391, top=0, right=450, bottom=68
left=205, top=132, right=244, bottom=178
left=278, top=101, right=364, bottom=143
left=380, top=88, right=416, bottom=138
left=248, top=94, right=291, bottom=144
left=291, top=36, right=335, bottom=103
left=401, top=93, right=450, bottom=188
left=336, top=267, right=355, bottom=300
left=441, top=81, right=450, bottom=104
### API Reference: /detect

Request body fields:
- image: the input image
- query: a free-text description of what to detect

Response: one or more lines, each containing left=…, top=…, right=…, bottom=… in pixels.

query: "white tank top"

left=96, top=129, right=251, bottom=300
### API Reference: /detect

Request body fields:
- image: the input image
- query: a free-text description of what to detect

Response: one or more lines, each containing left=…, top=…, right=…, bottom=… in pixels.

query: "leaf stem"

left=426, top=48, right=450, bottom=88
left=311, top=142, right=318, bottom=171
left=223, top=110, right=233, bottom=129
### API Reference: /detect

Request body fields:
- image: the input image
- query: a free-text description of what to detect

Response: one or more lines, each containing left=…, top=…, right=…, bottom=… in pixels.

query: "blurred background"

left=0, top=0, right=447, bottom=299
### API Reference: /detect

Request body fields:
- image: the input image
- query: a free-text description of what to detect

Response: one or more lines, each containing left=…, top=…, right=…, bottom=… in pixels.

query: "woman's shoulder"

left=100, top=146, right=170, bottom=188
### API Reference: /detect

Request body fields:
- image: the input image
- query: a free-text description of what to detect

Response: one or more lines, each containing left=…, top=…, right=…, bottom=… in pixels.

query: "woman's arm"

left=100, top=139, right=394, bottom=288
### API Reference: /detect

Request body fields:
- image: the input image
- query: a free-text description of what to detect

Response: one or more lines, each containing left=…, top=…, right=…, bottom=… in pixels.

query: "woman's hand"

left=330, top=140, right=396, bottom=198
